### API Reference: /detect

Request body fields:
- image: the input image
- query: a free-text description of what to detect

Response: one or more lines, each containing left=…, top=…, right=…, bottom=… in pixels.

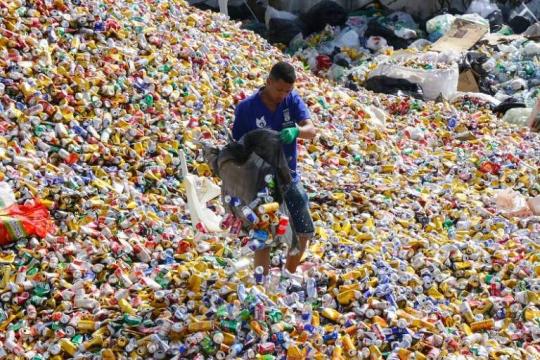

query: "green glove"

left=279, top=127, right=299, bottom=144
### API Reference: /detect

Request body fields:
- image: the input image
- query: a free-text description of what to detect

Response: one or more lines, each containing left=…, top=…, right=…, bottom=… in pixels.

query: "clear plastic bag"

left=467, top=0, right=499, bottom=18
left=503, top=107, right=533, bottom=127
left=334, top=29, right=360, bottom=49
left=426, top=14, right=455, bottom=34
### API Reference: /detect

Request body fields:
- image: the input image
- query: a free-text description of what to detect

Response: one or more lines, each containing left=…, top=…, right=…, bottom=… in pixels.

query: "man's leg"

left=285, top=234, right=310, bottom=273
left=282, top=181, right=314, bottom=274
left=254, top=247, right=271, bottom=275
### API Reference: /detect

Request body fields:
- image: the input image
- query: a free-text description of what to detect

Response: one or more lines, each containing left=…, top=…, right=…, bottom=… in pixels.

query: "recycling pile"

left=1, top=0, right=540, bottom=359
left=276, top=1, right=540, bottom=107
left=465, top=37, right=540, bottom=107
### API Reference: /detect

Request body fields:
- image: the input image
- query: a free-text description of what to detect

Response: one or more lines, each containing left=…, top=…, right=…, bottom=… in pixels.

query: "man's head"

left=265, top=62, right=296, bottom=105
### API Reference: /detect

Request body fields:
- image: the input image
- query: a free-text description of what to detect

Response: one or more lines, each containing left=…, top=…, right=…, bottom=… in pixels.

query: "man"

left=232, top=61, right=317, bottom=275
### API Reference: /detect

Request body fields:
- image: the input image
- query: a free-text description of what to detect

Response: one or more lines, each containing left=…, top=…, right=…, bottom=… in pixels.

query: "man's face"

left=266, top=77, right=294, bottom=105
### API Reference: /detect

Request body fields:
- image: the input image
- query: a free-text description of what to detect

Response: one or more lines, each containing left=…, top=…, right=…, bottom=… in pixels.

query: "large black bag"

left=364, top=75, right=424, bottom=99
left=268, top=18, right=305, bottom=45
left=300, top=1, right=348, bottom=35
left=364, top=19, right=411, bottom=50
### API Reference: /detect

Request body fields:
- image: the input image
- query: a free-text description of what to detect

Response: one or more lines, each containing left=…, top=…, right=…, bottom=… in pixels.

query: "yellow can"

left=258, top=202, right=279, bottom=214
left=59, top=338, right=77, bottom=356
left=187, top=320, right=214, bottom=332
left=470, top=319, right=495, bottom=332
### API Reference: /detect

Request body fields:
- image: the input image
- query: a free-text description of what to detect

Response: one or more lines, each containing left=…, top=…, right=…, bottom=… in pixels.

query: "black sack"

left=364, top=19, right=411, bottom=50
left=493, top=98, right=527, bottom=115
left=364, top=76, right=424, bottom=99
left=268, top=18, right=305, bottom=46
left=509, top=4, right=538, bottom=34
left=300, top=1, right=347, bottom=36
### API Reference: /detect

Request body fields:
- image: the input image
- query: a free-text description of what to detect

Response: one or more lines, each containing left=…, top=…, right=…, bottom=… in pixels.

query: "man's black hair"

left=269, top=62, right=296, bottom=84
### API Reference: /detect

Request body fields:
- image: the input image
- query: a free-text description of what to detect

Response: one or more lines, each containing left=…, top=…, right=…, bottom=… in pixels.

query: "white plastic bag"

left=521, top=41, right=540, bottom=56
left=528, top=196, right=540, bottom=215
left=334, top=29, right=360, bottom=49
left=179, top=151, right=223, bottom=232
left=449, top=92, right=501, bottom=107
left=503, top=108, right=533, bottom=127
left=0, top=182, right=15, bottom=209
left=366, top=36, right=388, bottom=52
left=494, top=188, right=532, bottom=218
left=466, top=0, right=499, bottom=18
left=364, top=105, right=387, bottom=128
left=395, top=28, right=417, bottom=40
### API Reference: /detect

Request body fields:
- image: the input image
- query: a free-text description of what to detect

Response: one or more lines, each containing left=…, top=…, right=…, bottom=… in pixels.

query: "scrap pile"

left=0, top=0, right=540, bottom=359
left=266, top=0, right=539, bottom=113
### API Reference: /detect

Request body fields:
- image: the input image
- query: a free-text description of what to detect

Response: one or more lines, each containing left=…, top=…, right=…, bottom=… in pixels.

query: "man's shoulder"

left=287, top=90, right=304, bottom=103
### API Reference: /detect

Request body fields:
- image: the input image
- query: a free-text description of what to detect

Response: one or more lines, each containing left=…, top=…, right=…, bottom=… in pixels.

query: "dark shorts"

left=283, top=181, right=314, bottom=236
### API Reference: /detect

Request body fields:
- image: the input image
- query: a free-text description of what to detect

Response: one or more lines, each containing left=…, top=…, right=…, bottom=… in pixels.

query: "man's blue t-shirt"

left=232, top=89, right=310, bottom=182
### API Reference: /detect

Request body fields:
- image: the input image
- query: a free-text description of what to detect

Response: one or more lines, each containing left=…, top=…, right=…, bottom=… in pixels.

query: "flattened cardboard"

left=432, top=18, right=489, bottom=53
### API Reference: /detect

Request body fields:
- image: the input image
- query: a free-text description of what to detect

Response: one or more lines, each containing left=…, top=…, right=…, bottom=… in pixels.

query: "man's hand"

left=280, top=127, right=300, bottom=144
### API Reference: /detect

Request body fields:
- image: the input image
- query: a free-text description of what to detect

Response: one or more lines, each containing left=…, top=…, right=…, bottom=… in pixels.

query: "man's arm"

left=231, top=104, right=245, bottom=141
left=297, top=119, right=316, bottom=140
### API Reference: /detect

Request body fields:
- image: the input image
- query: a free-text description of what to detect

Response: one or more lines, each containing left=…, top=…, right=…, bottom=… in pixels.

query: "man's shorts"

left=283, top=181, right=314, bottom=236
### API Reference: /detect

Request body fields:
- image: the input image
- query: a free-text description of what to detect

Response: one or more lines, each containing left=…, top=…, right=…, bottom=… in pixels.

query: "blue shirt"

left=232, top=89, right=310, bottom=182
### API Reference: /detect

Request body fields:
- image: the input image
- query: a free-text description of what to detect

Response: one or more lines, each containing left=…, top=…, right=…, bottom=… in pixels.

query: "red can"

left=220, top=213, right=236, bottom=230
left=230, top=219, right=243, bottom=236
left=195, top=222, right=207, bottom=233
left=254, top=303, right=266, bottom=322
left=276, top=215, right=289, bottom=236
left=257, top=342, right=275, bottom=355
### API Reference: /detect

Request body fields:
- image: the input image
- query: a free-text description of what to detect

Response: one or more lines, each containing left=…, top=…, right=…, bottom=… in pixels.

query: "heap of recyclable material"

left=276, top=1, right=539, bottom=106
left=1, top=0, right=540, bottom=359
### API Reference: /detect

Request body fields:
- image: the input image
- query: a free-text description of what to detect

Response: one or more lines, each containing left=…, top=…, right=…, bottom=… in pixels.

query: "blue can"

left=303, top=323, right=314, bottom=333
left=94, top=21, right=105, bottom=32
left=323, top=331, right=338, bottom=343
left=240, top=205, right=257, bottom=222
left=250, top=229, right=269, bottom=242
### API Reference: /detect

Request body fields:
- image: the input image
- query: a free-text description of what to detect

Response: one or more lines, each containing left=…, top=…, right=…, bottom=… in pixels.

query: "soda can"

left=242, top=206, right=259, bottom=224
left=276, top=216, right=289, bottom=236
left=258, top=202, right=279, bottom=214
left=254, top=302, right=266, bottom=321
left=257, top=342, right=275, bottom=355
left=220, top=213, right=236, bottom=230
left=230, top=219, right=243, bottom=235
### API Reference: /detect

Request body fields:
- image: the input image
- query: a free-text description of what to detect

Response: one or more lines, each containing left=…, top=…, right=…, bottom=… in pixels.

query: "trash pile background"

left=1, top=0, right=540, bottom=359
left=264, top=0, right=540, bottom=112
